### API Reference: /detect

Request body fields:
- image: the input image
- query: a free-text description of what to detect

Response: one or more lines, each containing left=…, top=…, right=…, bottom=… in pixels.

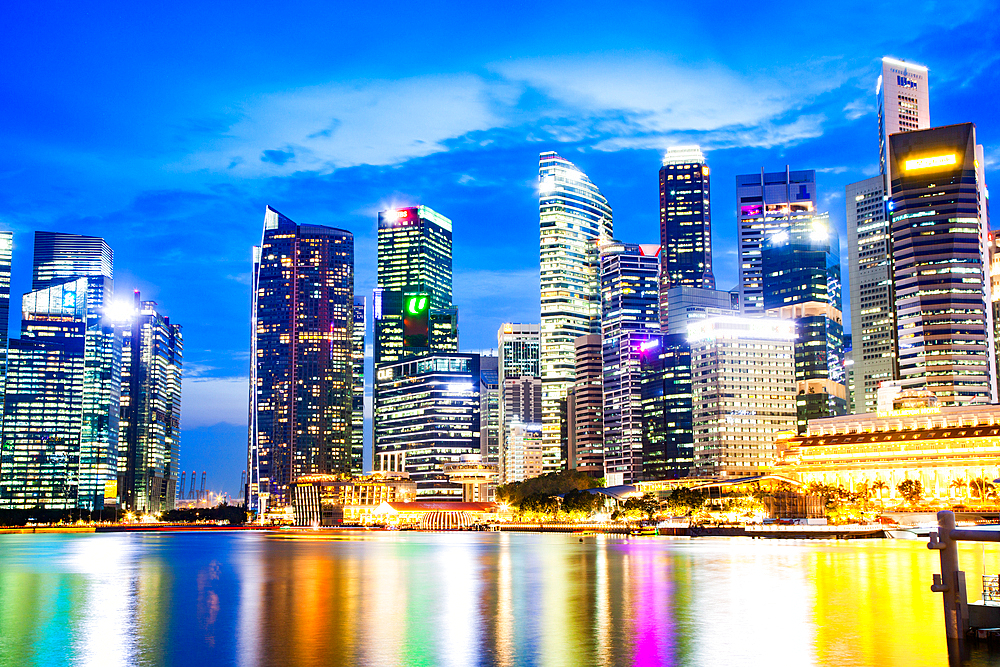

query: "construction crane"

left=178, top=471, right=187, bottom=502
left=199, top=472, right=207, bottom=503
left=188, top=472, right=197, bottom=500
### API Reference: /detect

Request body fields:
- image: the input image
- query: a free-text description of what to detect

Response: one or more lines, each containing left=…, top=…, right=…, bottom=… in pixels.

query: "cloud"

left=187, top=74, right=516, bottom=176
left=182, top=376, right=247, bottom=428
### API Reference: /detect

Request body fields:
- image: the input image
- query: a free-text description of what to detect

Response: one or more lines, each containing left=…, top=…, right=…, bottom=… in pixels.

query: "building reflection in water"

left=1, top=532, right=1000, bottom=666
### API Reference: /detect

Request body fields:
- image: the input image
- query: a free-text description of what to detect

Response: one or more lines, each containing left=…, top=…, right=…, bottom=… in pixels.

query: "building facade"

left=659, top=146, right=714, bottom=330
left=539, top=151, right=612, bottom=472
left=889, top=123, right=995, bottom=404
left=762, top=212, right=847, bottom=430
left=119, top=293, right=182, bottom=513
left=373, top=353, right=481, bottom=499
left=503, top=420, right=543, bottom=484
left=689, top=317, right=797, bottom=477
left=878, top=57, right=930, bottom=179
left=480, top=355, right=500, bottom=465
left=249, top=206, right=354, bottom=515
left=639, top=333, right=694, bottom=480
left=737, top=169, right=817, bottom=316
left=352, top=295, right=366, bottom=475
left=567, top=333, right=604, bottom=478
left=497, top=323, right=540, bottom=468
left=600, top=241, right=660, bottom=484
left=664, top=285, right=738, bottom=335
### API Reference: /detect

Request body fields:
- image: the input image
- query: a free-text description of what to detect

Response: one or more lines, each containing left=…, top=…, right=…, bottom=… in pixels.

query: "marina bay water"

left=1, top=531, right=999, bottom=666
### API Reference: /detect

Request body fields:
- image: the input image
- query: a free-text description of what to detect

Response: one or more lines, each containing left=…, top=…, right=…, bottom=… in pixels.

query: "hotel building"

left=539, top=152, right=612, bottom=472
left=689, top=317, right=797, bottom=477
left=248, top=206, right=354, bottom=514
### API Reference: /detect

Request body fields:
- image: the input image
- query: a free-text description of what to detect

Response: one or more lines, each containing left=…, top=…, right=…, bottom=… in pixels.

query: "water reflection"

left=1, top=532, right=999, bottom=666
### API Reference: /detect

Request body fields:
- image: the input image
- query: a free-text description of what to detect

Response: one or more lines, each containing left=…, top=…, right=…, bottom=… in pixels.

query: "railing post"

left=928, top=510, right=967, bottom=642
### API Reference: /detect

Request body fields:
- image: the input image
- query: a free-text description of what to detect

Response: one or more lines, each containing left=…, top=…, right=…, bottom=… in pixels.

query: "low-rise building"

left=292, top=473, right=416, bottom=526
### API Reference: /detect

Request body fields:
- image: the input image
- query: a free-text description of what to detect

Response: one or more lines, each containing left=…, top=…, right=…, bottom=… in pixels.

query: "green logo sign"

left=406, top=295, right=428, bottom=315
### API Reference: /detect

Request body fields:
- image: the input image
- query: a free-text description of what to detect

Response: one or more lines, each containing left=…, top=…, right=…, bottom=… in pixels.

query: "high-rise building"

left=0, top=232, right=12, bottom=390
left=737, top=169, right=817, bottom=316
left=762, top=212, right=847, bottom=431
left=500, top=376, right=542, bottom=484
left=119, top=292, right=182, bottom=513
left=878, top=58, right=930, bottom=178
left=566, top=333, right=603, bottom=478
left=248, top=206, right=354, bottom=515
left=664, top=285, right=738, bottom=335
left=846, top=176, right=895, bottom=413
left=373, top=352, right=481, bottom=499
left=600, top=241, right=660, bottom=484
left=351, top=295, right=366, bottom=475
left=479, top=355, right=500, bottom=465
left=690, top=317, right=797, bottom=477
left=889, top=123, right=995, bottom=404
left=503, top=376, right=542, bottom=426
left=503, top=420, right=543, bottom=484
left=497, top=323, right=540, bottom=467
left=639, top=334, right=693, bottom=480
left=989, top=232, right=1000, bottom=381
left=539, top=152, right=612, bottom=472
left=659, top=146, right=714, bottom=330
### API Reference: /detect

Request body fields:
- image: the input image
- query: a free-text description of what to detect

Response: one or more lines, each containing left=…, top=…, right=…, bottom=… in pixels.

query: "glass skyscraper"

left=762, top=213, right=847, bottom=431
left=659, top=146, right=714, bottom=330
left=639, top=333, right=693, bottom=480
left=497, top=323, right=540, bottom=469
left=119, top=292, right=182, bottom=513
left=889, top=123, right=995, bottom=403
left=352, top=295, right=366, bottom=475
left=0, top=232, right=12, bottom=393
left=539, top=151, right=612, bottom=472
left=737, top=168, right=817, bottom=316
left=249, top=206, right=354, bottom=515
left=599, top=241, right=660, bottom=484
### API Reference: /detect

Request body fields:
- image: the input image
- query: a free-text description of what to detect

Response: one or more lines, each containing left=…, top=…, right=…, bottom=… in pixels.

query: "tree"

left=871, top=479, right=889, bottom=502
left=896, top=479, right=924, bottom=506
left=663, top=487, right=707, bottom=516
left=969, top=478, right=997, bottom=502
left=949, top=478, right=968, bottom=501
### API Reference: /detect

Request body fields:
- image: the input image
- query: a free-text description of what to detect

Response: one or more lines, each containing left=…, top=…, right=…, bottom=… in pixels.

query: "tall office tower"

left=846, top=176, right=895, bottom=413
left=23, top=232, right=120, bottom=511
left=878, top=58, right=930, bottom=178
left=659, top=145, right=714, bottom=331
left=736, top=169, right=817, bottom=316
left=639, top=334, right=693, bottom=480
left=689, top=317, right=797, bottom=477
left=889, top=123, right=996, bottom=404
left=118, top=292, right=182, bottom=513
left=373, top=205, right=455, bottom=368
left=373, top=353, right=480, bottom=499
left=248, top=206, right=354, bottom=515
left=762, top=213, right=847, bottom=431
left=664, top=285, right=738, bottom=335
left=479, top=355, right=500, bottom=465
left=539, top=151, right=613, bottom=472
left=351, top=295, right=366, bottom=475
left=500, top=376, right=542, bottom=483
left=600, top=241, right=660, bottom=485
left=566, top=334, right=604, bottom=478
left=497, top=323, right=540, bottom=466
left=503, top=421, right=543, bottom=484
left=0, top=232, right=12, bottom=388
left=0, top=278, right=122, bottom=510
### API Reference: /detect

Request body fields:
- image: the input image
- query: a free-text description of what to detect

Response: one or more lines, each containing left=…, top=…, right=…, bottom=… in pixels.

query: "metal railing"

left=984, top=575, right=1000, bottom=603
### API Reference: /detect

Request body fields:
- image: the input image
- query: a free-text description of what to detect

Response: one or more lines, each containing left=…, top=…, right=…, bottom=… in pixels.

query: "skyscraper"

left=737, top=169, right=817, bottom=316
left=664, top=285, right=738, bottom=336
left=639, top=334, right=693, bottom=480
left=599, top=241, right=660, bottom=484
left=846, top=57, right=931, bottom=413
left=539, top=151, right=612, bottom=471
left=249, top=206, right=354, bottom=515
left=497, top=323, right=540, bottom=467
left=846, top=176, right=895, bottom=413
left=889, top=123, right=995, bottom=403
left=690, top=317, right=797, bottom=477
left=566, top=334, right=603, bottom=478
left=352, top=295, right=366, bottom=475
left=479, top=355, right=500, bottom=465
left=0, top=232, right=13, bottom=390
left=878, top=58, right=930, bottom=179
left=119, top=292, right=182, bottom=513
left=659, top=146, right=714, bottom=331
left=373, top=352, right=481, bottom=498
left=762, top=213, right=847, bottom=431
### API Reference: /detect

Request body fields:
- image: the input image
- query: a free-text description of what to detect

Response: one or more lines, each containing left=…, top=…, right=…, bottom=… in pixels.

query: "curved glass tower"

left=538, top=151, right=612, bottom=473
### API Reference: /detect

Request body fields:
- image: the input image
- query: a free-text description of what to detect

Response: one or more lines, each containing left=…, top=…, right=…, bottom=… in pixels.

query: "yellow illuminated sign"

left=502, top=323, right=513, bottom=334
left=875, top=407, right=942, bottom=418
left=104, top=480, right=118, bottom=500
left=905, top=154, right=957, bottom=172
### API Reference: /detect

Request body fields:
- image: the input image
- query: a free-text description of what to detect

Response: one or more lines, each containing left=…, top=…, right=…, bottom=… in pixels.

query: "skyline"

left=3, top=1, right=999, bottom=496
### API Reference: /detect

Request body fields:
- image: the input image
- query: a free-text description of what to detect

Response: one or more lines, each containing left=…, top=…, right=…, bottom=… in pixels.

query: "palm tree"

left=872, top=479, right=888, bottom=505
left=949, top=478, right=968, bottom=502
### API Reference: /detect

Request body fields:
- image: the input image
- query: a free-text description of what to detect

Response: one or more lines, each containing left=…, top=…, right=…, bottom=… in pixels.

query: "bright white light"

left=770, top=231, right=789, bottom=245
left=539, top=176, right=555, bottom=193
left=446, top=383, right=474, bottom=394
left=105, top=301, right=135, bottom=323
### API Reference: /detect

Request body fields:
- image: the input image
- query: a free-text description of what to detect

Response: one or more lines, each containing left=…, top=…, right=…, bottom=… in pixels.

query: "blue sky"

left=2, top=1, right=998, bottom=496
